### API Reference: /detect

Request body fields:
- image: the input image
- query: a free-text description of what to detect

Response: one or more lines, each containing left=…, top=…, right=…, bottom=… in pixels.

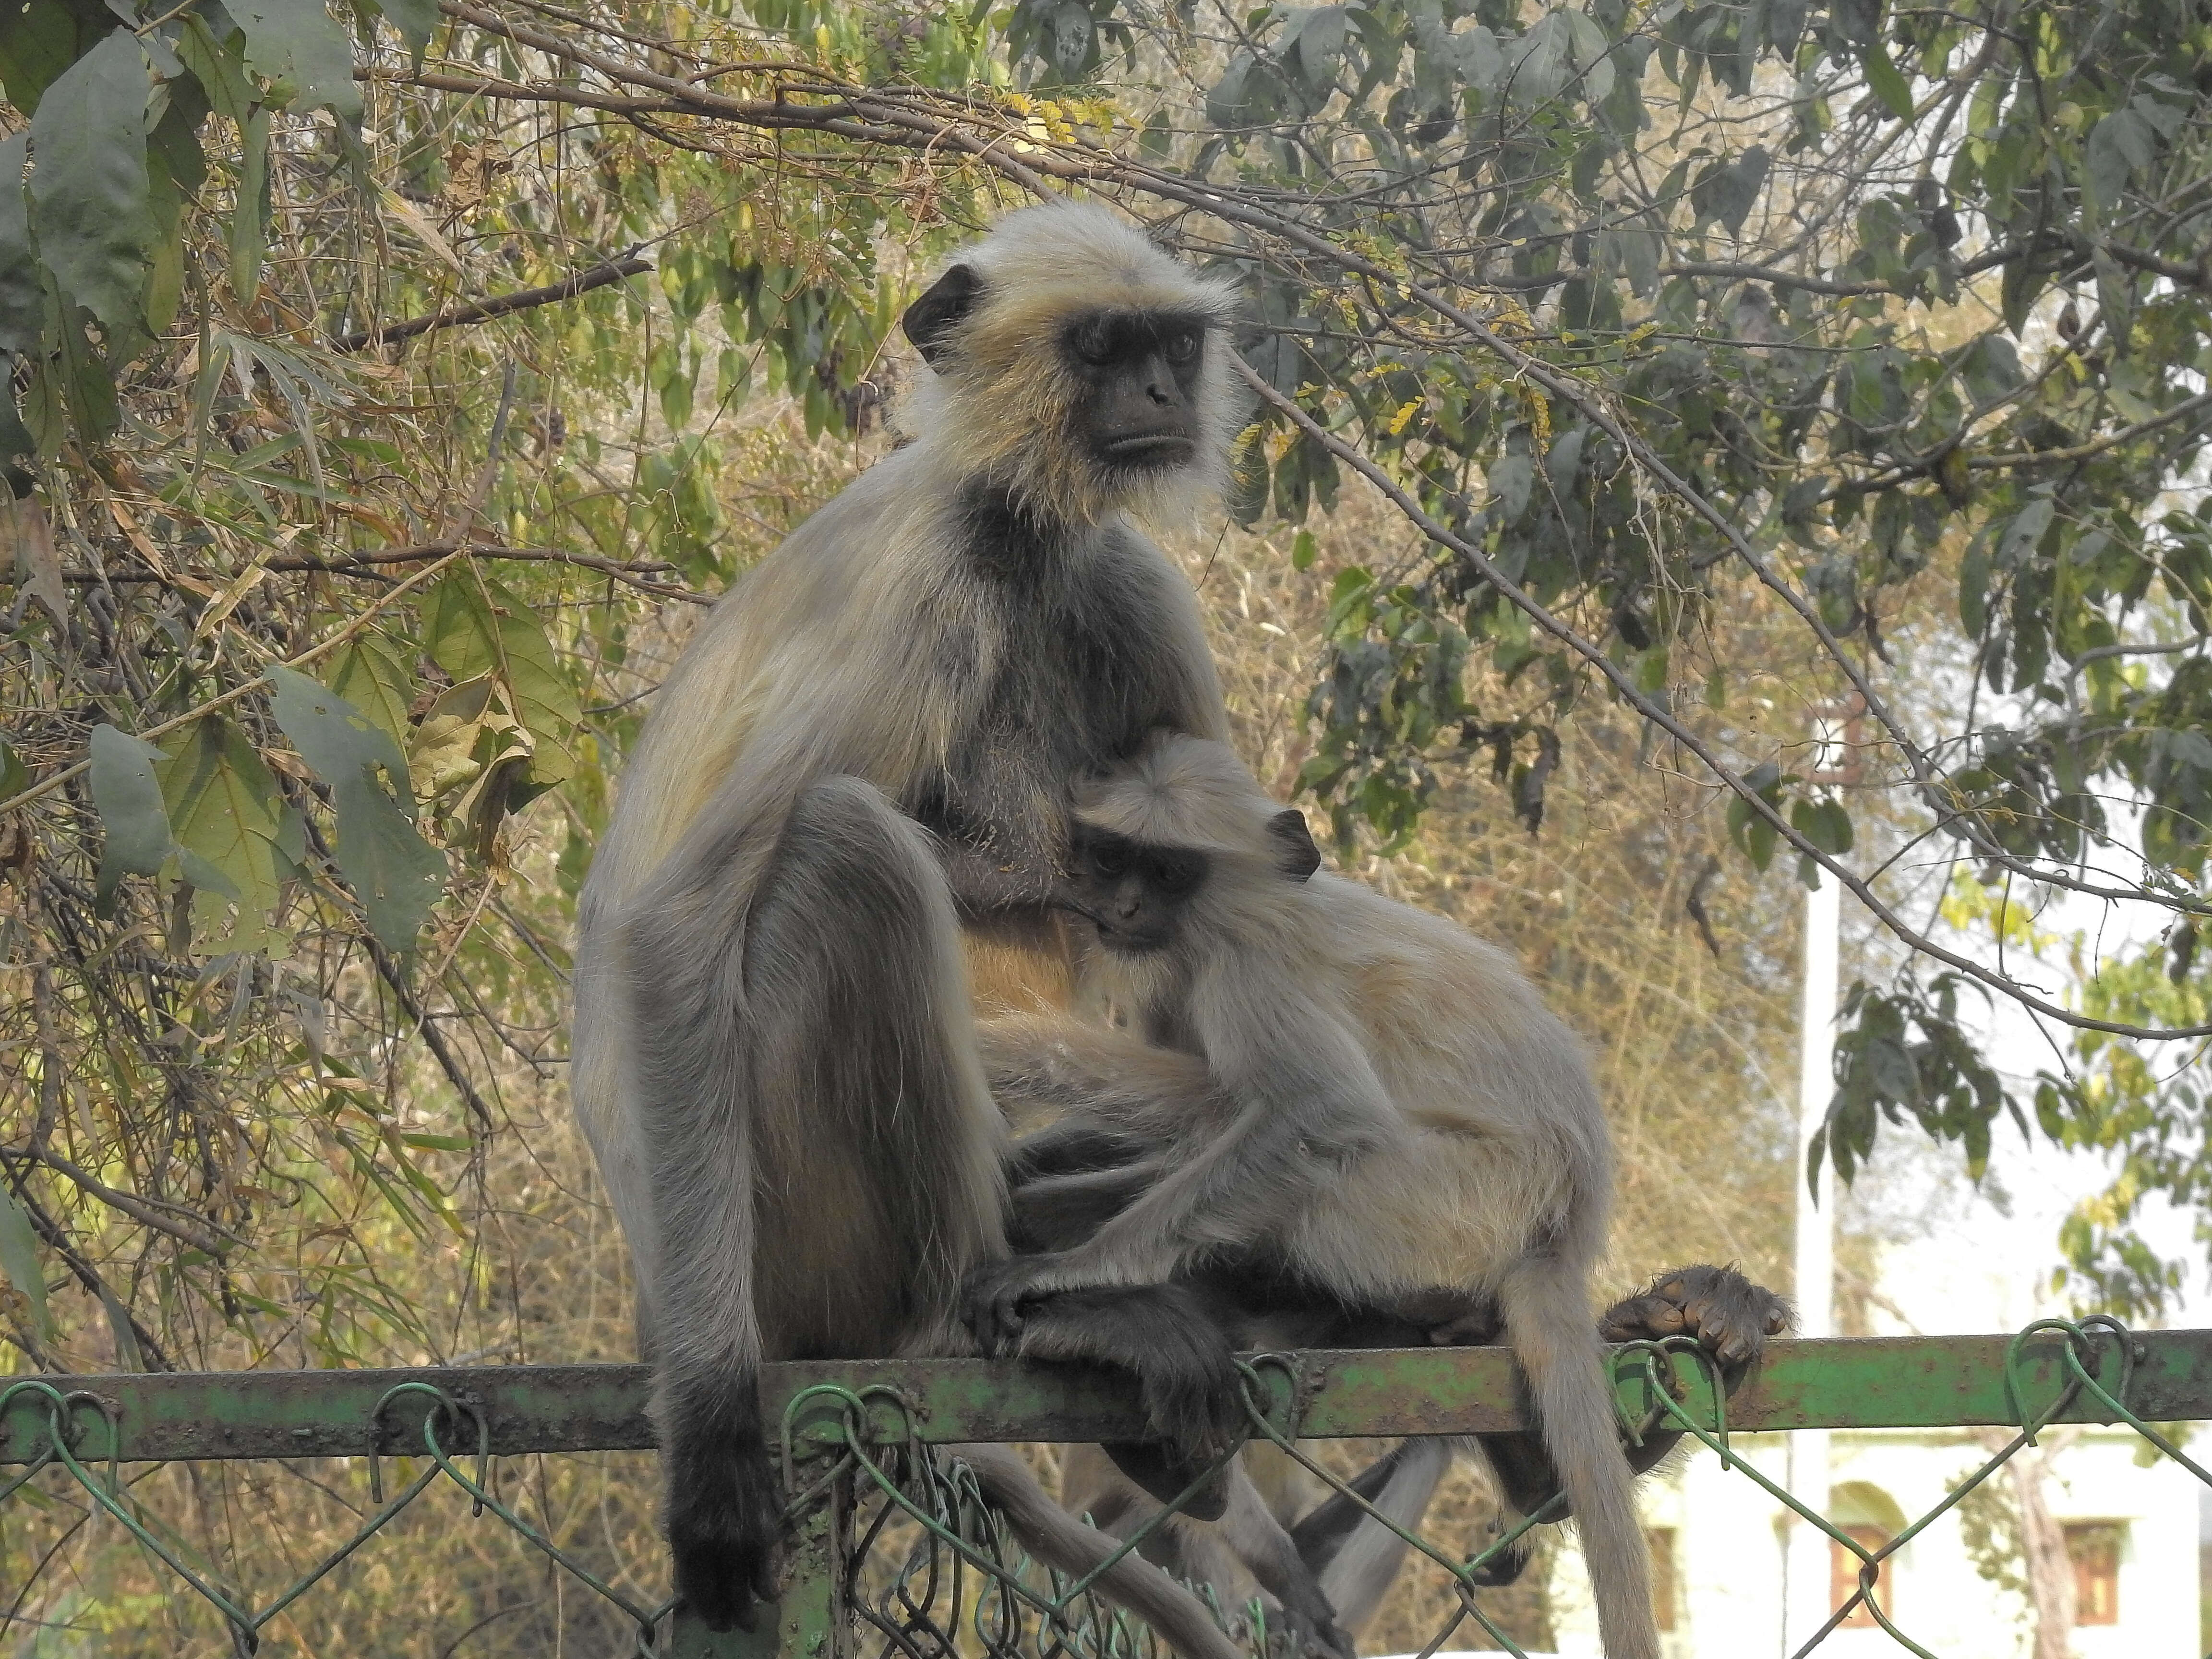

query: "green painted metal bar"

left=6, top=1329, right=2208, bottom=1467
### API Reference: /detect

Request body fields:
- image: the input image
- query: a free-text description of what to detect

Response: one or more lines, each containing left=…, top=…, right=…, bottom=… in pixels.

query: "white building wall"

left=1538, top=1428, right=2199, bottom=1659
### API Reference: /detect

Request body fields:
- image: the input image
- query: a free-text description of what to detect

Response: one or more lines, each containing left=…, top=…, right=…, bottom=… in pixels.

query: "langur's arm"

left=1008, top=1160, right=1168, bottom=1252
left=1067, top=992, right=1394, bottom=1273
left=935, top=835, right=1065, bottom=914
left=982, top=1013, right=1219, bottom=1140
left=968, top=998, right=1395, bottom=1341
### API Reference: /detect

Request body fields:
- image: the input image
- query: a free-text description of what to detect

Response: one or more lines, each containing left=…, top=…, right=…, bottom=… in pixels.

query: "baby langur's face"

left=1059, top=825, right=1209, bottom=954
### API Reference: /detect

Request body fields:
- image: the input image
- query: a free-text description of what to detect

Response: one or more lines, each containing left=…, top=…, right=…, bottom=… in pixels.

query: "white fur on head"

left=1073, top=733, right=1278, bottom=857
left=899, top=200, right=1247, bottom=526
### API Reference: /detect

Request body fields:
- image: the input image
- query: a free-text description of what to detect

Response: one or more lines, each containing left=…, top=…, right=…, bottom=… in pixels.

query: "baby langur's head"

left=1062, top=734, right=1322, bottom=956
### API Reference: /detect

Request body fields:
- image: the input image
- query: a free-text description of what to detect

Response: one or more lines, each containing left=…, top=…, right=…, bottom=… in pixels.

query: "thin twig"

left=1230, top=350, right=2212, bottom=1042
left=332, top=256, right=651, bottom=352
left=0, top=550, right=470, bottom=818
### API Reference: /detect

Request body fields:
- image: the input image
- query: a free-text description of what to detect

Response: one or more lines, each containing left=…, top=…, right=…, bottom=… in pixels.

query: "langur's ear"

left=902, top=264, right=982, bottom=365
left=1267, top=809, right=1322, bottom=881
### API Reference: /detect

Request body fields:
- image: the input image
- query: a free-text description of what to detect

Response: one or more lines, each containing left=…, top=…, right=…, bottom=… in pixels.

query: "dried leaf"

left=3, top=494, right=64, bottom=625
left=0, top=1178, right=53, bottom=1350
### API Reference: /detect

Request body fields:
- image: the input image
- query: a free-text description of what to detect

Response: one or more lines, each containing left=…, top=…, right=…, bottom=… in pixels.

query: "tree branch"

left=1230, top=350, right=2212, bottom=1043
left=332, top=256, right=653, bottom=352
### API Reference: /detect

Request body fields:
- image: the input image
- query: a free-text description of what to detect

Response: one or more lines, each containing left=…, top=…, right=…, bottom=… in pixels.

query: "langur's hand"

left=666, top=1433, right=784, bottom=1633
left=961, top=1253, right=1075, bottom=1356
left=1598, top=1264, right=1793, bottom=1374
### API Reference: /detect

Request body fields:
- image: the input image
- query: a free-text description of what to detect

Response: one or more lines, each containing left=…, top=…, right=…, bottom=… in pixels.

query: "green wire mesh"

left=1, top=1317, right=2205, bottom=1658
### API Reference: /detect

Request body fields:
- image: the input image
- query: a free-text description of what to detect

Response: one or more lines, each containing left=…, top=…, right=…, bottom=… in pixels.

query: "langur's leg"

left=979, top=1012, right=1223, bottom=1140
left=1290, top=1437, right=1462, bottom=1627
left=1065, top=1447, right=1354, bottom=1659
left=626, top=776, right=1003, bottom=1632
left=1009, top=1162, right=1168, bottom=1251
left=1010, top=1282, right=1249, bottom=1515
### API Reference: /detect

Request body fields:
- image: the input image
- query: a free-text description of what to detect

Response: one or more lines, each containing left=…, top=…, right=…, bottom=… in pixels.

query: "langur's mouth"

left=1090, top=920, right=1172, bottom=955
left=1100, top=432, right=1197, bottom=466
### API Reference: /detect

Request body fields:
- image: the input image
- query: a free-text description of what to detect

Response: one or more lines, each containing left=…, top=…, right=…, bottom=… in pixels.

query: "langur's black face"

left=1059, top=310, right=1209, bottom=474
left=1062, top=825, right=1209, bottom=954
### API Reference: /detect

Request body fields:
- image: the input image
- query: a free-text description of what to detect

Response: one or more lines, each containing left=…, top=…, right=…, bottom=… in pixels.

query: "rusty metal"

left=9, top=1328, right=2209, bottom=1466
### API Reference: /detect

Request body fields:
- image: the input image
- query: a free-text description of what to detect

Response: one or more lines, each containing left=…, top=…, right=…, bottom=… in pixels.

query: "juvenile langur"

left=966, top=734, right=1725, bottom=1659
left=569, top=202, right=1254, bottom=1641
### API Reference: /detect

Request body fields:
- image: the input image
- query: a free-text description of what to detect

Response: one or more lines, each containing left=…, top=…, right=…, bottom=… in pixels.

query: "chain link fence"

left=3, top=1318, right=2206, bottom=1657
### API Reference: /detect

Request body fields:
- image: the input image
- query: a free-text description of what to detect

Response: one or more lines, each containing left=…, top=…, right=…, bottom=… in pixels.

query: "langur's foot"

left=1464, top=1530, right=1534, bottom=1587
left=1599, top=1263, right=1792, bottom=1374
left=667, top=1435, right=784, bottom=1633
left=1266, top=1603, right=1358, bottom=1659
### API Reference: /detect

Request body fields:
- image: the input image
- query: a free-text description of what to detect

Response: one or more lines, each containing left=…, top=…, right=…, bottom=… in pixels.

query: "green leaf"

left=1996, top=496, right=2054, bottom=568
left=1959, top=540, right=1990, bottom=637
left=0, top=131, right=40, bottom=354
left=27, top=29, right=155, bottom=337
left=1859, top=41, right=1912, bottom=120
left=156, top=717, right=287, bottom=953
left=0, top=1178, right=54, bottom=1349
left=1792, top=794, right=1855, bottom=854
left=229, top=107, right=269, bottom=302
left=99, top=1283, right=144, bottom=1371
left=398, top=1130, right=472, bottom=1151
left=422, top=570, right=579, bottom=790
left=89, top=721, right=175, bottom=908
left=369, top=0, right=437, bottom=60
left=0, top=738, right=24, bottom=797
left=1487, top=451, right=1533, bottom=519
left=0, top=0, right=89, bottom=114
left=326, top=633, right=418, bottom=763
left=2084, top=107, right=2154, bottom=209
left=1725, top=759, right=1785, bottom=873
left=174, top=12, right=256, bottom=128
left=230, top=0, right=362, bottom=125
left=267, top=663, right=447, bottom=951
left=1694, top=146, right=1769, bottom=236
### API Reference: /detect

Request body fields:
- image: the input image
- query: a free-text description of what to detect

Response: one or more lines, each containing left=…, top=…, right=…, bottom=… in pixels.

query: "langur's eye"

left=1074, top=320, right=1116, bottom=365
left=1150, top=858, right=1199, bottom=896
left=1091, top=846, right=1127, bottom=878
left=1163, top=330, right=1201, bottom=366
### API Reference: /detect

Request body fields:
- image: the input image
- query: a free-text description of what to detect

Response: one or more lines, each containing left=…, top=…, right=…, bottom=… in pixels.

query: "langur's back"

left=1305, top=874, right=1605, bottom=1147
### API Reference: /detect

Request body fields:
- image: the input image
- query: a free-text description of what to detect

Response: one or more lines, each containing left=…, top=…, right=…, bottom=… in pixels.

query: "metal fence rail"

left=4, top=1320, right=2208, bottom=1657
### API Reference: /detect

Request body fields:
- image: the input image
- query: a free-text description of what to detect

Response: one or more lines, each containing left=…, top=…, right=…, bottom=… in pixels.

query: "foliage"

left=0, top=0, right=2208, bottom=1426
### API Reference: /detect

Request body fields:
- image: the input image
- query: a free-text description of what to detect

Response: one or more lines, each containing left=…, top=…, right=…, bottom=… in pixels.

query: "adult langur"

left=968, top=734, right=1791, bottom=1659
left=570, top=202, right=1253, bottom=1641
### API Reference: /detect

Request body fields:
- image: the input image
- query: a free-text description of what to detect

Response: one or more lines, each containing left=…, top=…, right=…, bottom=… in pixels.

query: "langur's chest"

left=967, top=604, right=1157, bottom=766
left=949, top=568, right=1179, bottom=797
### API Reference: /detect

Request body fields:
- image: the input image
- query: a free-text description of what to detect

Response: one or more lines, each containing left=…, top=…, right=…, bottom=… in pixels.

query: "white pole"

left=1781, top=722, right=1842, bottom=1656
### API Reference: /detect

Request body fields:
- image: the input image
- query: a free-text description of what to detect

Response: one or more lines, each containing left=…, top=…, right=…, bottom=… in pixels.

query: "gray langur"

left=569, top=202, right=1258, bottom=1643
left=966, top=734, right=1782, bottom=1659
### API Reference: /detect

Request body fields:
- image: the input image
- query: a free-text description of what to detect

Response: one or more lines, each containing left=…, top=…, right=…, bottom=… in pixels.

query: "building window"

left=1646, top=1528, right=1678, bottom=1632
left=1830, top=1524, right=1893, bottom=1628
left=2065, top=1523, right=2123, bottom=1625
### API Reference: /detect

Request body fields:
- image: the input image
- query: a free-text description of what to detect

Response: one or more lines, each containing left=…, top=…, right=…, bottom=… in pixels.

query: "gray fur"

left=974, top=733, right=1660, bottom=1659
left=569, top=204, right=1241, bottom=1643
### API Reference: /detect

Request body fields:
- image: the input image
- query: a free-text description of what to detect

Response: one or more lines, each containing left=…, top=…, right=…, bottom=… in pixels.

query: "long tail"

left=1496, top=1261, right=1658, bottom=1659
left=950, top=1443, right=1246, bottom=1659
